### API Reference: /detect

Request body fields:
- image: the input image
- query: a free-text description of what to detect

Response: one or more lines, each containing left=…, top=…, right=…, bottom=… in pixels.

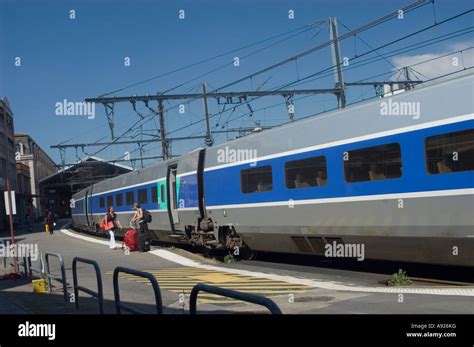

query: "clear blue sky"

left=1, top=0, right=472, bottom=166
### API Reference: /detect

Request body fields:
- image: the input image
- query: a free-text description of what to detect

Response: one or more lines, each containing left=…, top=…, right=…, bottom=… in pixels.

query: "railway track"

left=71, top=226, right=474, bottom=286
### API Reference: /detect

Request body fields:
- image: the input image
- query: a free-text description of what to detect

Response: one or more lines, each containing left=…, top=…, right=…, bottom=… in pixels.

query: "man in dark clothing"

left=45, top=209, right=55, bottom=235
left=130, top=202, right=150, bottom=252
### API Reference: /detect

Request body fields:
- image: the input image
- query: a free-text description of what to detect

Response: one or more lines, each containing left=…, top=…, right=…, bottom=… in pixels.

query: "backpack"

left=142, top=209, right=152, bottom=223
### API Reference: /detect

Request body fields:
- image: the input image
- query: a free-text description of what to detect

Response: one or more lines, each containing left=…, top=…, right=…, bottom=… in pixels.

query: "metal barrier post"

left=2, top=240, right=7, bottom=269
left=72, top=257, right=104, bottom=314
left=18, top=255, right=29, bottom=278
left=44, top=252, right=68, bottom=302
left=28, top=251, right=44, bottom=280
left=190, top=283, right=282, bottom=314
left=113, top=266, right=163, bottom=314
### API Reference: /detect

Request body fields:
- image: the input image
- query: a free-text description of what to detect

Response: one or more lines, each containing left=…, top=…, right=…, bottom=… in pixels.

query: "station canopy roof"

left=39, top=156, right=133, bottom=194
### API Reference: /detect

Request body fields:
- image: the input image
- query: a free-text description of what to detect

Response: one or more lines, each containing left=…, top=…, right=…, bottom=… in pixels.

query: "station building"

left=0, top=97, right=18, bottom=232
left=15, top=161, right=33, bottom=227
left=15, top=133, right=57, bottom=221
left=39, top=156, right=133, bottom=218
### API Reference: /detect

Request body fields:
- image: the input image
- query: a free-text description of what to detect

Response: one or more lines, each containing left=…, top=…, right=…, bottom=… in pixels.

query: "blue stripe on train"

left=89, top=174, right=200, bottom=214
left=203, top=120, right=474, bottom=206
left=91, top=182, right=159, bottom=214
left=84, top=120, right=473, bottom=215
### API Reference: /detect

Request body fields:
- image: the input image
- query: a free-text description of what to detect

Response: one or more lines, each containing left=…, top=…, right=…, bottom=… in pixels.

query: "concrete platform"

left=1, top=220, right=473, bottom=314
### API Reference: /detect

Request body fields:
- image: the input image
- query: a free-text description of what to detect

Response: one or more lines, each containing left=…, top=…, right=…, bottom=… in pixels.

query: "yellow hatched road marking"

left=107, top=267, right=312, bottom=304
left=122, top=277, right=309, bottom=286
left=124, top=276, right=306, bottom=282
left=158, top=286, right=307, bottom=290
left=158, top=288, right=307, bottom=294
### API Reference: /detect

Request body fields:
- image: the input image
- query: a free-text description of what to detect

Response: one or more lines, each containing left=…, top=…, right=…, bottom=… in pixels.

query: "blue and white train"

left=72, top=71, right=474, bottom=266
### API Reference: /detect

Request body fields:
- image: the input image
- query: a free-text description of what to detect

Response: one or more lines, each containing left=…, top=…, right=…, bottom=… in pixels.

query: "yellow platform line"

left=147, top=272, right=254, bottom=277
left=132, top=282, right=309, bottom=288
left=124, top=276, right=302, bottom=283
left=147, top=286, right=306, bottom=294
left=126, top=278, right=309, bottom=285
left=122, top=276, right=286, bottom=286
left=147, top=273, right=252, bottom=278
left=145, top=269, right=222, bottom=273
left=112, top=278, right=311, bottom=286
left=131, top=282, right=310, bottom=289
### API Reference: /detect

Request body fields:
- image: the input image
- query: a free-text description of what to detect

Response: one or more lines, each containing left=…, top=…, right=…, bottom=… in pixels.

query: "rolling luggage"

left=124, top=229, right=138, bottom=252
left=138, top=233, right=151, bottom=252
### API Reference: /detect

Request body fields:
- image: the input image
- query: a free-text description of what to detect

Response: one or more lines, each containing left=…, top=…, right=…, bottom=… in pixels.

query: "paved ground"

left=1, top=221, right=473, bottom=314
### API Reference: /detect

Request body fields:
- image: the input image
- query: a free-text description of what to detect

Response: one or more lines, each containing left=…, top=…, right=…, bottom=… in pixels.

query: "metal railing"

left=44, top=252, right=68, bottom=302
left=17, top=255, right=30, bottom=278
left=1, top=240, right=17, bottom=272
left=1, top=241, right=37, bottom=278
left=28, top=251, right=44, bottom=280
left=1, top=240, right=6, bottom=269
left=190, top=283, right=282, bottom=314
left=72, top=257, right=104, bottom=314
left=113, top=266, right=163, bottom=314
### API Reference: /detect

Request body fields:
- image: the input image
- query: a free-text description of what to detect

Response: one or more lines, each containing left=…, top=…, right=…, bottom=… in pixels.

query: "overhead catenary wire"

left=81, top=1, right=433, bottom=143
left=211, top=0, right=431, bottom=92
left=167, top=21, right=474, bottom=140
left=180, top=39, right=474, bottom=138
left=98, top=20, right=327, bottom=97
left=160, top=22, right=326, bottom=96
left=58, top=19, right=325, bottom=150
left=288, top=26, right=474, bottom=89
left=64, top=2, right=472, bottom=166
left=100, top=24, right=474, bottom=164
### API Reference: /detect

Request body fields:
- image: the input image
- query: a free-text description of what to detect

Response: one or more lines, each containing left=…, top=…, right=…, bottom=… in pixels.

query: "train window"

left=126, top=191, right=134, bottom=205
left=151, top=186, right=158, bottom=203
left=344, top=143, right=402, bottom=183
left=160, top=185, right=165, bottom=203
left=99, top=197, right=105, bottom=208
left=425, top=128, right=474, bottom=174
left=107, top=195, right=113, bottom=207
left=116, top=193, right=123, bottom=207
left=285, top=156, right=327, bottom=189
left=241, top=165, right=273, bottom=193
left=138, top=189, right=148, bottom=204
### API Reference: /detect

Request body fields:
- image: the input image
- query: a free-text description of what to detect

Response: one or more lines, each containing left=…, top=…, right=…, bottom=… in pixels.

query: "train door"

left=167, top=164, right=180, bottom=228
left=84, top=189, right=93, bottom=229
left=197, top=149, right=207, bottom=219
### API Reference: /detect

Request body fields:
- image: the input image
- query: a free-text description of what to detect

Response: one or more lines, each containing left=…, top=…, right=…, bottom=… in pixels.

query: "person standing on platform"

left=130, top=202, right=151, bottom=252
left=45, top=209, right=55, bottom=235
left=104, top=205, right=122, bottom=250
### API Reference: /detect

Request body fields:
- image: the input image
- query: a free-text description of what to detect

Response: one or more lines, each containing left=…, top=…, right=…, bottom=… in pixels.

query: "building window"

left=107, top=195, right=114, bottom=207
left=344, top=143, right=402, bottom=183
left=425, top=128, right=474, bottom=174
left=116, top=193, right=123, bottom=207
left=151, top=186, right=158, bottom=203
left=285, top=156, right=327, bottom=189
left=99, top=197, right=105, bottom=209
left=126, top=191, right=134, bottom=205
left=241, top=165, right=273, bottom=193
left=138, top=188, right=148, bottom=204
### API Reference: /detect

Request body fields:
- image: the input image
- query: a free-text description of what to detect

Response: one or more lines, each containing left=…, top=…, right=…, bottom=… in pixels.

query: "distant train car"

left=72, top=72, right=474, bottom=266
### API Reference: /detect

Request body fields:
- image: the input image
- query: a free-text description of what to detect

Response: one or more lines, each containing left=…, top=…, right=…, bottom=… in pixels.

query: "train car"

left=72, top=71, right=474, bottom=266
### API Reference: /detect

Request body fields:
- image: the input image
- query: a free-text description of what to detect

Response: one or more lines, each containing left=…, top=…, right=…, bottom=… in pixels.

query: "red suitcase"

left=124, top=229, right=138, bottom=252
